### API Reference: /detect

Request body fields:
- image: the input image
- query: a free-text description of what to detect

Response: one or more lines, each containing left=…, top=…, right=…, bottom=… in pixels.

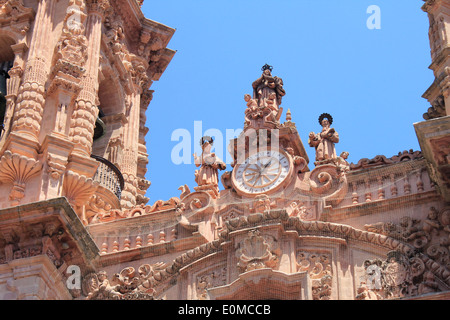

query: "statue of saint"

left=252, top=64, right=285, bottom=108
left=193, top=136, right=226, bottom=189
left=309, top=113, right=340, bottom=162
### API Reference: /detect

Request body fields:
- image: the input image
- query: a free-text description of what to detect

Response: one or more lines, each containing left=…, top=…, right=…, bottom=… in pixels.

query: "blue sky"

left=141, top=0, right=433, bottom=203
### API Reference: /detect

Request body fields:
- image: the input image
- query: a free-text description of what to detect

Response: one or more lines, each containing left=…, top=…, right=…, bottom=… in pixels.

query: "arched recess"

left=0, top=35, right=15, bottom=133
left=208, top=269, right=311, bottom=300
left=92, top=71, right=125, bottom=161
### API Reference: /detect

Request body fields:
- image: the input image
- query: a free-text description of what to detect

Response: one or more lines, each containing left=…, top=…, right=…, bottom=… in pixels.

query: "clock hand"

left=263, top=160, right=272, bottom=169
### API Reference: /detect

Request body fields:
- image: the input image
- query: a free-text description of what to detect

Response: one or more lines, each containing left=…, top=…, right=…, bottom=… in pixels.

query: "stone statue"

left=252, top=64, right=285, bottom=108
left=308, top=113, right=340, bottom=163
left=193, top=136, right=226, bottom=197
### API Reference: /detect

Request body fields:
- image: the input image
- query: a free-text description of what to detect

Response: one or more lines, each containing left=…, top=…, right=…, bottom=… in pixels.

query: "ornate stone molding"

left=91, top=196, right=184, bottom=224
left=350, top=150, right=423, bottom=170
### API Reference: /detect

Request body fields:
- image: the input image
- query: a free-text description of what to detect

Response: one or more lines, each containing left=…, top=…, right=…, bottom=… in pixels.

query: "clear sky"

left=141, top=0, right=433, bottom=203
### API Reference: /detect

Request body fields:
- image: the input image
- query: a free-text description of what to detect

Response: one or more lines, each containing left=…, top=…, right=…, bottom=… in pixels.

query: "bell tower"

left=422, top=0, right=450, bottom=117
left=0, top=0, right=175, bottom=224
left=415, top=0, right=450, bottom=202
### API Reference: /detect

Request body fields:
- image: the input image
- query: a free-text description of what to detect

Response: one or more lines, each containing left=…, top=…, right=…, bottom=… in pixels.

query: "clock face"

left=232, top=150, right=292, bottom=195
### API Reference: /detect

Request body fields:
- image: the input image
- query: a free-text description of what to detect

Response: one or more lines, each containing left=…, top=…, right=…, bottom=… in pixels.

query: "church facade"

left=0, top=0, right=449, bottom=300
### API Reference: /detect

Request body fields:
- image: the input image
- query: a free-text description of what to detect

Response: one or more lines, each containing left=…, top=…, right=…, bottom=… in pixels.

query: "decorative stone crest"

left=236, top=229, right=279, bottom=273
left=357, top=250, right=435, bottom=299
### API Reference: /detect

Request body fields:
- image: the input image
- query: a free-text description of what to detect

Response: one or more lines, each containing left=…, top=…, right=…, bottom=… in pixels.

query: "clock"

left=232, top=149, right=293, bottom=195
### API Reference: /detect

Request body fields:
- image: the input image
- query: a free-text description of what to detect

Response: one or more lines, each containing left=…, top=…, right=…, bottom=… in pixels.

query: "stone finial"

left=286, top=108, right=292, bottom=122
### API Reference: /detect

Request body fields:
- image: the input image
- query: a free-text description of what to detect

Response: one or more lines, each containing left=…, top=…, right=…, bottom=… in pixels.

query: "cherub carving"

left=84, top=271, right=121, bottom=300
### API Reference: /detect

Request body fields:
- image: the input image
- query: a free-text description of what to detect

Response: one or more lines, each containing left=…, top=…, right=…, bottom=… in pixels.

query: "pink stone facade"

left=0, top=0, right=449, bottom=301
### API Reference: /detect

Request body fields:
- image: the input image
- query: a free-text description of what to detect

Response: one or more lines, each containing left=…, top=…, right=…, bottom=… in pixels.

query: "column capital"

left=86, top=0, right=110, bottom=18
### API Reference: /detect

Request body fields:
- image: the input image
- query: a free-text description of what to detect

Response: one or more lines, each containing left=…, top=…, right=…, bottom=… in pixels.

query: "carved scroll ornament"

left=83, top=263, right=167, bottom=300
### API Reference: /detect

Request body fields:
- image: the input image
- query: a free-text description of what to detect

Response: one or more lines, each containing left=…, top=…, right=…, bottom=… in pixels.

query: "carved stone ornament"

left=63, top=170, right=99, bottom=224
left=297, top=251, right=333, bottom=300
left=304, top=161, right=348, bottom=206
left=83, top=263, right=167, bottom=300
left=364, top=206, right=450, bottom=271
left=0, top=222, right=65, bottom=268
left=92, top=196, right=185, bottom=224
left=0, top=0, right=35, bottom=35
left=361, top=206, right=450, bottom=298
left=236, top=229, right=279, bottom=273
left=350, top=149, right=423, bottom=170
left=0, top=150, right=42, bottom=203
left=54, top=0, right=88, bottom=67
left=357, top=250, right=434, bottom=299
left=196, top=267, right=227, bottom=300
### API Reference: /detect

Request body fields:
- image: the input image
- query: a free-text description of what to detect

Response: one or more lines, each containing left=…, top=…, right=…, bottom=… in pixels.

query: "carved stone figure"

left=193, top=136, right=226, bottom=197
left=308, top=113, right=340, bottom=163
left=252, top=194, right=271, bottom=213
left=335, top=151, right=350, bottom=175
left=252, top=64, right=285, bottom=108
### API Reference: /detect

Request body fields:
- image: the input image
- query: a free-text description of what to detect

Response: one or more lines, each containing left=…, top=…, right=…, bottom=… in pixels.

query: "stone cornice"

left=0, top=197, right=99, bottom=264
left=96, top=232, right=208, bottom=268
left=321, top=190, right=442, bottom=222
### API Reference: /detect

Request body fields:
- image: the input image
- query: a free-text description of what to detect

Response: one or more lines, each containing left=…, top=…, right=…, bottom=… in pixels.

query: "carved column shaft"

left=11, top=0, right=56, bottom=142
left=69, top=7, right=104, bottom=156
left=120, top=91, right=142, bottom=208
